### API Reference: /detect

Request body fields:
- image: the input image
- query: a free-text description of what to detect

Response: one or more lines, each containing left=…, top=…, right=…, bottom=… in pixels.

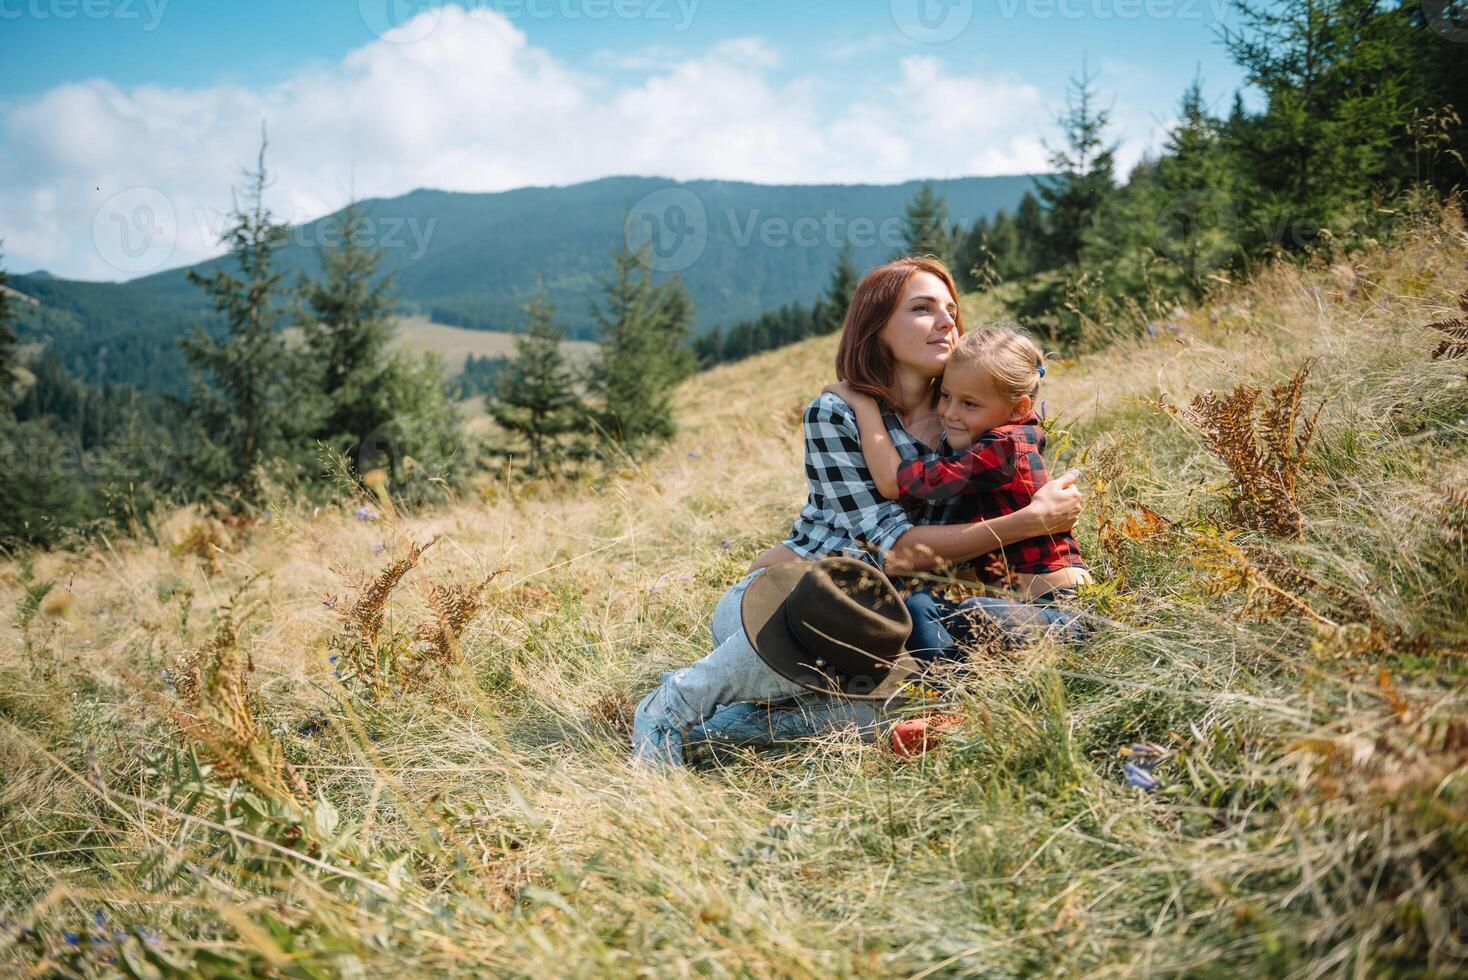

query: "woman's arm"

left=822, top=383, right=901, bottom=500
left=788, top=393, right=915, bottom=559
left=882, top=471, right=1084, bottom=574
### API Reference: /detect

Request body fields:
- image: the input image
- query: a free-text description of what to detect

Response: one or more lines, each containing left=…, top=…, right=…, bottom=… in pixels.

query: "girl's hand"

left=1028, top=470, right=1083, bottom=534
left=822, top=381, right=868, bottom=406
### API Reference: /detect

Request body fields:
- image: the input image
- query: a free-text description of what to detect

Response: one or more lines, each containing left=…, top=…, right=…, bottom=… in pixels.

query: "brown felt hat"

left=741, top=556, right=919, bottom=701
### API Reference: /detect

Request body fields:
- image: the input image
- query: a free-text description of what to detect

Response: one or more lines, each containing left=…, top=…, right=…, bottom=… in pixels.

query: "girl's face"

left=878, top=271, right=958, bottom=380
left=938, top=360, right=1030, bottom=450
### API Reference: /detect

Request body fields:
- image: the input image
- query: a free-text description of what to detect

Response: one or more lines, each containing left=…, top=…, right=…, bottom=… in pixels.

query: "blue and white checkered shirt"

left=783, top=392, right=962, bottom=568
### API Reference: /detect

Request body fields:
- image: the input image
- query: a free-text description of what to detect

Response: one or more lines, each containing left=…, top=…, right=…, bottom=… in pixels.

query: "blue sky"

left=0, top=0, right=1247, bottom=278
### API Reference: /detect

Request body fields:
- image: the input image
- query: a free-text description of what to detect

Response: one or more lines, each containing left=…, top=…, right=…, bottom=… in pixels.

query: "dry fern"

left=1425, top=289, right=1468, bottom=360
left=412, top=571, right=500, bottom=678
left=1187, top=526, right=1337, bottom=628
left=1155, top=360, right=1322, bottom=538
left=1293, top=668, right=1468, bottom=818
left=328, top=537, right=498, bottom=698
left=329, top=537, right=438, bottom=697
left=169, top=591, right=311, bottom=811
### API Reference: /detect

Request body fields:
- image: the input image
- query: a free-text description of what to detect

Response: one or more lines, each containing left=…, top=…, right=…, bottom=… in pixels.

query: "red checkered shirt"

left=895, top=413, right=1088, bottom=584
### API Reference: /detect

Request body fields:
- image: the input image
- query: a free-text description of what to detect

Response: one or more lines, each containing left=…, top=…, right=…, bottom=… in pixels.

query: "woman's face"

left=878, top=271, right=958, bottom=379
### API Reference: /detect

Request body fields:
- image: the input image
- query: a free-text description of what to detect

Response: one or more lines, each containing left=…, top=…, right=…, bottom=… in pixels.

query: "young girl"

left=827, top=328, right=1091, bottom=660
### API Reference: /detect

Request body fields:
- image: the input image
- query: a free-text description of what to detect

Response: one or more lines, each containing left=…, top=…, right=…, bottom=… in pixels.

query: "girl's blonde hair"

left=949, top=327, right=1045, bottom=404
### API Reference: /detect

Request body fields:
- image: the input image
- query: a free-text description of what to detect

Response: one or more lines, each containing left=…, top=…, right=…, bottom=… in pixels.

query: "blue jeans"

left=631, top=568, right=886, bottom=767
left=904, top=587, right=1090, bottom=662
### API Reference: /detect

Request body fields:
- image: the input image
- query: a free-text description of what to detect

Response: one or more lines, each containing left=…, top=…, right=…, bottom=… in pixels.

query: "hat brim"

left=741, top=562, right=920, bottom=702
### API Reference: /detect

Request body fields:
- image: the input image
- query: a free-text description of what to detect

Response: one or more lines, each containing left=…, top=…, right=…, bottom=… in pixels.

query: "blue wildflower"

left=1124, top=763, right=1159, bottom=791
left=356, top=505, right=380, bottom=522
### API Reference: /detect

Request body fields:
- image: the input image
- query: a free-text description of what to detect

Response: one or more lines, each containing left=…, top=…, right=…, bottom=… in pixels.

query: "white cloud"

left=822, top=34, right=891, bottom=61
left=0, top=6, right=1153, bottom=279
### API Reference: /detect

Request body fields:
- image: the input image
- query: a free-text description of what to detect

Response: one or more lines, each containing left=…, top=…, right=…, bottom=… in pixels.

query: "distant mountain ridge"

left=11, top=173, right=1042, bottom=392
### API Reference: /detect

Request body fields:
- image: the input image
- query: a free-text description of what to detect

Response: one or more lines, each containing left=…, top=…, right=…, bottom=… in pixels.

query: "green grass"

left=1, top=207, right=1466, bottom=977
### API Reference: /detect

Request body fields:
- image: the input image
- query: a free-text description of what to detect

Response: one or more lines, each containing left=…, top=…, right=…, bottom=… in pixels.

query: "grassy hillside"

left=1, top=210, right=1465, bottom=976
left=389, top=315, right=597, bottom=376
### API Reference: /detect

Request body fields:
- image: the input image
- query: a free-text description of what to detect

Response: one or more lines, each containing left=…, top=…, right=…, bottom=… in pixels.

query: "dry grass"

left=1, top=207, right=1466, bottom=977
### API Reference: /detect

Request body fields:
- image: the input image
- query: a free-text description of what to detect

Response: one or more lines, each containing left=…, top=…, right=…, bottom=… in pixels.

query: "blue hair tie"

left=1037, top=364, right=1046, bottom=378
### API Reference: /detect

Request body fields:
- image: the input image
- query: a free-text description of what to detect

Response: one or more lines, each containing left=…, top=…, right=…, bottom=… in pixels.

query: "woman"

left=749, top=257, right=1080, bottom=577
left=637, top=257, right=1083, bottom=761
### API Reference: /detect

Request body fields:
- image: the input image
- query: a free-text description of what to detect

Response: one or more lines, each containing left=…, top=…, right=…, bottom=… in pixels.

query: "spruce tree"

left=653, top=275, right=697, bottom=384
left=821, top=244, right=860, bottom=333
left=1220, top=0, right=1461, bottom=249
left=1035, top=63, right=1118, bottom=269
left=588, top=243, right=692, bottom=448
left=0, top=246, right=18, bottom=414
left=301, top=203, right=396, bottom=454
left=1153, top=77, right=1240, bottom=295
left=987, top=210, right=1027, bottom=281
left=179, top=131, right=317, bottom=499
left=489, top=287, right=582, bottom=473
left=953, top=216, right=990, bottom=291
left=898, top=183, right=953, bottom=262
left=1014, top=191, right=1048, bottom=274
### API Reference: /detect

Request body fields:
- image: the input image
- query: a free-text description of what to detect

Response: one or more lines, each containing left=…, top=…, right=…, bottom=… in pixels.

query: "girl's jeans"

left=905, top=587, right=1091, bottom=663
left=631, top=568, right=886, bottom=766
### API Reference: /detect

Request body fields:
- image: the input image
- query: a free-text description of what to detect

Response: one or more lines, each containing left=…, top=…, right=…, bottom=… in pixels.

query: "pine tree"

left=653, top=274, right=697, bottom=384
left=0, top=246, right=18, bottom=414
left=821, top=244, right=860, bottom=333
left=489, top=287, right=583, bottom=473
left=1152, top=77, right=1241, bottom=295
left=1014, top=191, right=1048, bottom=274
left=1035, top=63, right=1118, bottom=269
left=588, top=243, right=693, bottom=448
left=898, top=183, right=952, bottom=262
left=178, top=131, right=318, bottom=499
left=1221, top=0, right=1427, bottom=248
left=301, top=202, right=396, bottom=455
left=987, top=210, right=1027, bottom=281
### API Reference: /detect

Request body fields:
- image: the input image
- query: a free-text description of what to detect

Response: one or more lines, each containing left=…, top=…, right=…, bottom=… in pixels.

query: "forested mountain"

left=8, top=174, right=1038, bottom=392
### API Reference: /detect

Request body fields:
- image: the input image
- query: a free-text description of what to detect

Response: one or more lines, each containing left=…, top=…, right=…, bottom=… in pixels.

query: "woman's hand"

left=1027, top=470, right=1084, bottom=535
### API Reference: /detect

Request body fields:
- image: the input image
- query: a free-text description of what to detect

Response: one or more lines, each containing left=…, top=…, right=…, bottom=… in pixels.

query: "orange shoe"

left=890, top=714, right=966, bottom=759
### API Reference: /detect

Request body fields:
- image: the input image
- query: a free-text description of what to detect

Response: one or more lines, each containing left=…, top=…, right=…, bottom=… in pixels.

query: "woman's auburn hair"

left=834, top=256, right=964, bottom=410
